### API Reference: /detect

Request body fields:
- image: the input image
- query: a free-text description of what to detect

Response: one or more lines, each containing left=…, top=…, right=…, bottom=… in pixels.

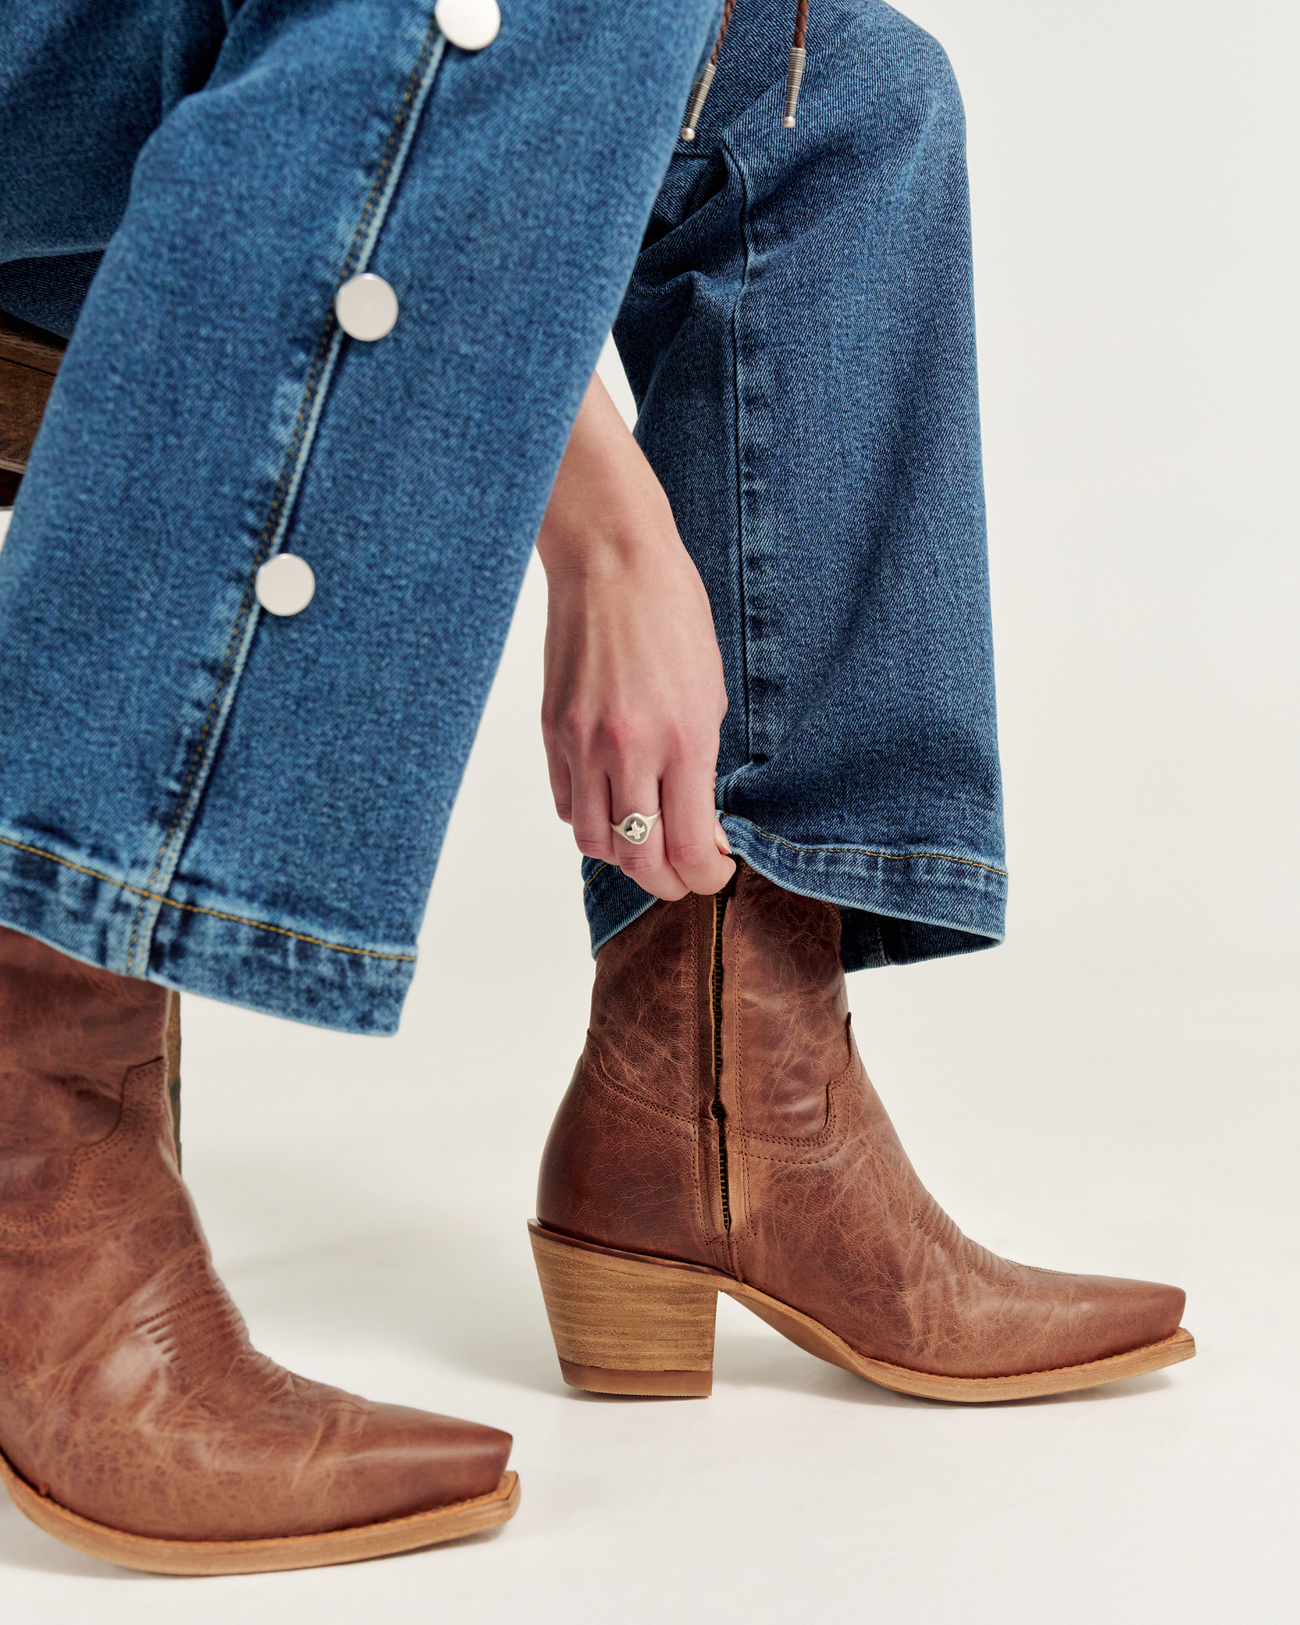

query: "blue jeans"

left=0, top=0, right=1005, bottom=1035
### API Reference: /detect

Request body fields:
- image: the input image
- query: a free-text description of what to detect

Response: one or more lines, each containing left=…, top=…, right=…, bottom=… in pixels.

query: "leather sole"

left=0, top=1452, right=520, bottom=1575
left=529, top=1222, right=1196, bottom=1403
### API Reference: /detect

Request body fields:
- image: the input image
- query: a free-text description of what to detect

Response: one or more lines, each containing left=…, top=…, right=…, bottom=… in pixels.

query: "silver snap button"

left=334, top=273, right=398, bottom=342
left=435, top=0, right=501, bottom=51
left=256, top=554, right=316, bottom=617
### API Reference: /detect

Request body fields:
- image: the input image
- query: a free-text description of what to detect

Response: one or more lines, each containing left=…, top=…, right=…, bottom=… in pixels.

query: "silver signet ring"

left=611, top=810, right=662, bottom=846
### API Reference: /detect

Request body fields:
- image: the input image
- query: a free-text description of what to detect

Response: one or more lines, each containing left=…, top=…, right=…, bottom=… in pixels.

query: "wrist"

left=538, top=368, right=688, bottom=582
left=537, top=492, right=680, bottom=583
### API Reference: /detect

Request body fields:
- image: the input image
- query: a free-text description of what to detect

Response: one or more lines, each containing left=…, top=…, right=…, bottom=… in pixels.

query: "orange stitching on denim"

left=0, top=833, right=416, bottom=963
left=722, top=817, right=1009, bottom=879
left=126, top=16, right=444, bottom=974
left=584, top=828, right=1007, bottom=889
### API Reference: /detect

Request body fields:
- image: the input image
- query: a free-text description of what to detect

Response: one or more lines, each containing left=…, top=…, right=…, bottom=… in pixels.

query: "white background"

left=3, top=1, right=1297, bottom=1619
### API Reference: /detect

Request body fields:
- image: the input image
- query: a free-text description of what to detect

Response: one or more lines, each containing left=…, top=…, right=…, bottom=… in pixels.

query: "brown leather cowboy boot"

left=0, top=926, right=517, bottom=1574
left=531, top=862, right=1193, bottom=1401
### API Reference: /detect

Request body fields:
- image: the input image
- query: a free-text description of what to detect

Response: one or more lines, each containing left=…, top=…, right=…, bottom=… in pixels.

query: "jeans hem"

left=0, top=825, right=414, bottom=1034
left=584, top=814, right=1007, bottom=971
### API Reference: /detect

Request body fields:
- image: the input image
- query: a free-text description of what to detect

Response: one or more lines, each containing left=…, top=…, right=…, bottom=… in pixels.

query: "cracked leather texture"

left=538, top=864, right=1184, bottom=1379
left=0, top=926, right=510, bottom=1541
left=538, top=893, right=726, bottom=1267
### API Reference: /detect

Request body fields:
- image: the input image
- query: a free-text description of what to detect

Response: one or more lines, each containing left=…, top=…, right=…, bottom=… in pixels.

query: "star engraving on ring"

left=612, top=810, right=660, bottom=845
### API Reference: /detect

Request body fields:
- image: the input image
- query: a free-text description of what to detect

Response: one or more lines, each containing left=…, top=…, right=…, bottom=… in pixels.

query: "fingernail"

left=715, top=818, right=731, bottom=855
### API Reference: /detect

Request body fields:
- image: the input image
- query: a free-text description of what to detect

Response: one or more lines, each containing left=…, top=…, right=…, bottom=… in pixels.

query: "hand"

left=537, top=372, right=735, bottom=901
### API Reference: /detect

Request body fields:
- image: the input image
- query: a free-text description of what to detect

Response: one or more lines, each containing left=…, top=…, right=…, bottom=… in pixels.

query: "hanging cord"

left=680, top=1, right=809, bottom=143
left=783, top=0, right=808, bottom=129
left=680, top=1, right=738, bottom=142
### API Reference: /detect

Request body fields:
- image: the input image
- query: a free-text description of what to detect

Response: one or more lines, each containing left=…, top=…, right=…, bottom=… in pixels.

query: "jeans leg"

left=0, top=1, right=723, bottom=1032
left=589, top=0, right=1007, bottom=972
left=0, top=1, right=230, bottom=334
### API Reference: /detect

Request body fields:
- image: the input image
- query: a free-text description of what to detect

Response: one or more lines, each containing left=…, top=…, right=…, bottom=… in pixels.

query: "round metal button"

left=435, top=0, right=501, bottom=51
left=334, top=273, right=398, bottom=342
left=255, top=554, right=316, bottom=617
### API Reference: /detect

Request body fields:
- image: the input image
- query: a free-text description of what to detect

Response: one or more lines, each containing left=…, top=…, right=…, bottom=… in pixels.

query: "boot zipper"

left=710, top=884, right=734, bottom=1233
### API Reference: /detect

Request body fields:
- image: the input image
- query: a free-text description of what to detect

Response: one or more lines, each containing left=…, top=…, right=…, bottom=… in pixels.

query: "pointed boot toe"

left=332, top=1404, right=514, bottom=1520
left=1065, top=1273, right=1187, bottom=1365
left=0, top=928, right=519, bottom=1574
left=533, top=863, right=1194, bottom=1404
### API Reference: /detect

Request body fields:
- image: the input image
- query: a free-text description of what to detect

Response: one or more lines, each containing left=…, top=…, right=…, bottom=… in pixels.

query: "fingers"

left=544, top=740, right=574, bottom=825
left=568, top=762, right=615, bottom=866
left=609, top=749, right=735, bottom=900
left=660, top=753, right=735, bottom=896
left=551, top=733, right=733, bottom=901
left=609, top=771, right=690, bottom=901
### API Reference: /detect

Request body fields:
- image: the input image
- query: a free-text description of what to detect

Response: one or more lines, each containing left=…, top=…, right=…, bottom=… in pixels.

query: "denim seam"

left=586, top=822, right=1008, bottom=889
left=724, top=131, right=755, bottom=770
left=124, top=317, right=336, bottom=976
left=123, top=12, right=446, bottom=977
left=724, top=815, right=1009, bottom=878
left=0, top=832, right=416, bottom=963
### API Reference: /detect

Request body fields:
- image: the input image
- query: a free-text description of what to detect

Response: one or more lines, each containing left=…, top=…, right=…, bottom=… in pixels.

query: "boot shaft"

left=0, top=925, right=170, bottom=1209
left=718, top=865, right=851, bottom=1143
left=537, top=863, right=856, bottom=1269
left=585, top=864, right=850, bottom=1130
left=0, top=931, right=210, bottom=1426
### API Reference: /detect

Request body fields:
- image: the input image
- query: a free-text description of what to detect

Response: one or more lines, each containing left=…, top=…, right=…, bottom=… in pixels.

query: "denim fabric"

left=0, top=0, right=1004, bottom=1035
left=594, top=0, right=1006, bottom=971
